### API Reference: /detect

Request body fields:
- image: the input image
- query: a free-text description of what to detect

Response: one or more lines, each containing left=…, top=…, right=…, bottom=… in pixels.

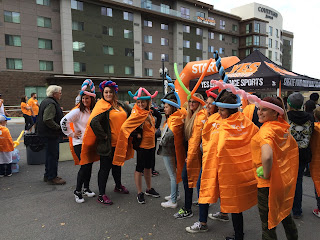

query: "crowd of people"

left=0, top=77, right=320, bottom=240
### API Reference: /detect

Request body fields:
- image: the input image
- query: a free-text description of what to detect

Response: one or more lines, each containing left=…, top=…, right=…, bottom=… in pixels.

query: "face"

left=188, top=99, right=200, bottom=111
left=206, top=97, right=215, bottom=116
left=164, top=103, right=173, bottom=116
left=136, top=100, right=148, bottom=110
left=0, top=121, right=7, bottom=127
left=103, top=87, right=114, bottom=102
left=218, top=107, right=230, bottom=119
left=257, top=106, right=278, bottom=123
left=33, top=94, right=37, bottom=99
left=82, top=95, right=92, bottom=108
left=25, top=96, right=28, bottom=101
left=53, top=90, right=62, bottom=100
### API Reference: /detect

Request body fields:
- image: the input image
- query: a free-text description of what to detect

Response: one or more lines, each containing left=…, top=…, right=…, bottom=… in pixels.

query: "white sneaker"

left=83, top=188, right=96, bottom=197
left=74, top=191, right=85, bottom=203
left=161, top=200, right=178, bottom=208
left=164, top=195, right=180, bottom=201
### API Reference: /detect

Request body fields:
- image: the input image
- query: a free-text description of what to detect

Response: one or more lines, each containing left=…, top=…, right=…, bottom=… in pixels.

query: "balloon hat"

left=206, top=86, right=219, bottom=99
left=99, top=80, right=118, bottom=93
left=161, top=75, right=181, bottom=109
left=80, top=79, right=96, bottom=97
left=128, top=87, right=158, bottom=100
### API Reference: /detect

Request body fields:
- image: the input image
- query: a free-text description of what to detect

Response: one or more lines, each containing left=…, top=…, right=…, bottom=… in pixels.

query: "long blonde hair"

left=184, top=93, right=204, bottom=141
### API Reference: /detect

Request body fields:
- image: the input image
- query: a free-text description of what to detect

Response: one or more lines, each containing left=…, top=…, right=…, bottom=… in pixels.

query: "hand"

left=74, top=131, right=82, bottom=139
left=137, top=133, right=142, bottom=139
left=185, top=158, right=188, bottom=162
left=32, top=114, right=35, bottom=117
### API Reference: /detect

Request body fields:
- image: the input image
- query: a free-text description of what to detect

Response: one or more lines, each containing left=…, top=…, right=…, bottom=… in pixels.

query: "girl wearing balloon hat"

left=0, top=114, right=14, bottom=177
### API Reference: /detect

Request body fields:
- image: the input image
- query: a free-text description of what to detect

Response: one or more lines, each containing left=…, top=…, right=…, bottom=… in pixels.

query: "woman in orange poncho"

left=251, top=96, right=298, bottom=240
left=197, top=92, right=258, bottom=240
left=173, top=93, right=206, bottom=219
left=0, top=114, right=14, bottom=177
left=20, top=95, right=34, bottom=133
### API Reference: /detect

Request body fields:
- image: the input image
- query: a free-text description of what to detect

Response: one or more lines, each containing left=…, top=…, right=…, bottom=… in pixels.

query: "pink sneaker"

left=97, top=195, right=113, bottom=205
left=114, top=185, right=129, bottom=194
left=313, top=208, right=320, bottom=218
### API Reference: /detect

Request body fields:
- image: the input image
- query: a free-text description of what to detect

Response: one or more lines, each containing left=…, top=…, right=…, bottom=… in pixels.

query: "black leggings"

left=23, top=114, right=34, bottom=130
left=98, top=147, right=122, bottom=195
left=74, top=144, right=93, bottom=191
left=232, top=213, right=244, bottom=240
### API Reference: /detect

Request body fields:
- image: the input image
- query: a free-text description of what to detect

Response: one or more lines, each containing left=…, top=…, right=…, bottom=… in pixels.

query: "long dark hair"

left=79, top=94, right=96, bottom=112
left=21, top=96, right=26, bottom=103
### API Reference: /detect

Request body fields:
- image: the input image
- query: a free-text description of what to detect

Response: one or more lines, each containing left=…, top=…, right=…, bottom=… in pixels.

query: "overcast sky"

left=201, top=0, right=320, bottom=79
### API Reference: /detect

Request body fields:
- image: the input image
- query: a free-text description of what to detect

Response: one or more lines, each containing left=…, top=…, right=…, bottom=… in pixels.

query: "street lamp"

left=159, top=56, right=168, bottom=95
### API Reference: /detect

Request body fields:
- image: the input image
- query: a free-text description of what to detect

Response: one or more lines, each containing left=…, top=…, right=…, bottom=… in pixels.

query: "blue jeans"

left=197, top=168, right=202, bottom=198
left=292, top=161, right=307, bottom=216
left=182, top=162, right=193, bottom=210
left=44, top=137, right=60, bottom=180
left=163, top=156, right=179, bottom=203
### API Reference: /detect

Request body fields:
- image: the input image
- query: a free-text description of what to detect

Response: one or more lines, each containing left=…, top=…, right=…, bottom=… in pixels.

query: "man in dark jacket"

left=37, top=85, right=66, bottom=185
left=287, top=92, right=314, bottom=218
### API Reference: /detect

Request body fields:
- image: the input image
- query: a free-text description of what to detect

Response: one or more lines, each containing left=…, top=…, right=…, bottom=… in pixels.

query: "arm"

left=60, top=109, right=80, bottom=138
left=90, top=112, right=108, bottom=140
left=261, top=144, right=273, bottom=179
left=43, top=104, right=60, bottom=130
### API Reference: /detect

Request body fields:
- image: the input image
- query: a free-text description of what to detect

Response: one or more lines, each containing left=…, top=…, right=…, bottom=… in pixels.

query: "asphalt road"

left=1, top=120, right=319, bottom=240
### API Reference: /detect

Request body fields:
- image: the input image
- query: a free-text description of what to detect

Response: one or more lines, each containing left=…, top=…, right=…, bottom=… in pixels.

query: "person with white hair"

left=37, top=85, right=66, bottom=185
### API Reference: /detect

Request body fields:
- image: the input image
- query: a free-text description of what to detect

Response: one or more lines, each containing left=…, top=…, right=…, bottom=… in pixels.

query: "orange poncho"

left=199, top=111, right=258, bottom=214
left=112, top=104, right=149, bottom=166
left=242, top=104, right=255, bottom=121
left=251, top=118, right=299, bottom=229
left=310, top=122, right=320, bottom=196
left=0, top=125, right=14, bottom=152
left=167, top=107, right=187, bottom=184
left=187, top=109, right=207, bottom=188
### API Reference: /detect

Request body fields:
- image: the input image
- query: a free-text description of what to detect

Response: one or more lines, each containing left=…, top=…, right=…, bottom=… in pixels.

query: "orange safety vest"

left=251, top=118, right=299, bottom=229
left=0, top=125, right=14, bottom=152
left=311, top=122, right=320, bottom=196
left=199, top=111, right=258, bottom=214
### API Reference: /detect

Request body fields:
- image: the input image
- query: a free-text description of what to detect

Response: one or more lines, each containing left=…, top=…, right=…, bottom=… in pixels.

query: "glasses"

left=188, top=100, right=199, bottom=104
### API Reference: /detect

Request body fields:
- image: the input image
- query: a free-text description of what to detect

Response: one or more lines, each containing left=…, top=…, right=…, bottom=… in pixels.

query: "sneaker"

left=313, top=208, right=320, bottom=218
left=293, top=214, right=302, bottom=219
left=161, top=200, right=178, bottom=208
left=165, top=195, right=181, bottom=201
left=185, top=221, right=208, bottom=233
left=145, top=188, right=160, bottom=198
left=5, top=173, right=12, bottom=177
left=192, top=200, right=199, bottom=206
left=173, top=207, right=193, bottom=219
left=152, top=170, right=160, bottom=177
left=137, top=192, right=146, bottom=204
left=44, top=176, right=62, bottom=182
left=47, top=177, right=66, bottom=185
left=97, top=195, right=113, bottom=205
left=83, top=188, right=96, bottom=197
left=114, top=185, right=129, bottom=194
left=74, top=190, right=85, bottom=203
left=208, top=212, right=229, bottom=222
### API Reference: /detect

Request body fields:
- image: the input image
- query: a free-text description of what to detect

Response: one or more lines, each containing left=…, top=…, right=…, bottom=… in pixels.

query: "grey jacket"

left=157, top=124, right=175, bottom=156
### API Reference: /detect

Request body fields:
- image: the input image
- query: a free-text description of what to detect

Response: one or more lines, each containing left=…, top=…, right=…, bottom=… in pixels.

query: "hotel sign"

left=258, top=6, right=278, bottom=20
left=196, top=16, right=216, bottom=26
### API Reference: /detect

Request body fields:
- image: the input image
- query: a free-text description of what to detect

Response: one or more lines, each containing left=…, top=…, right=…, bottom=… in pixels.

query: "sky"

left=201, top=0, right=320, bottom=79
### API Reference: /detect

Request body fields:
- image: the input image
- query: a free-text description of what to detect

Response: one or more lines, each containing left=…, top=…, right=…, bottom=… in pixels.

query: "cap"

left=0, top=114, right=11, bottom=121
left=288, top=92, right=304, bottom=109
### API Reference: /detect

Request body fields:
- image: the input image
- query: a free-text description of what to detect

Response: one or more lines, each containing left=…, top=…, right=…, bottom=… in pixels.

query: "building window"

left=245, top=49, right=251, bottom=56
left=275, top=52, right=278, bottom=61
left=161, top=24, right=168, bottom=30
left=73, top=41, right=85, bottom=52
left=268, top=38, right=272, bottom=48
left=123, top=12, right=133, bottom=21
left=209, top=32, right=214, bottom=39
left=209, top=46, right=214, bottom=53
left=183, top=40, right=190, bottom=48
left=74, top=62, right=86, bottom=72
left=37, top=16, right=52, bottom=28
left=253, top=36, right=260, bottom=46
left=38, top=38, right=52, bottom=49
left=246, top=36, right=252, bottom=46
left=6, top=58, right=22, bottom=70
left=125, top=66, right=134, bottom=75
left=183, top=25, right=190, bottom=33
left=219, top=34, right=225, bottom=41
left=276, top=29, right=279, bottom=38
left=196, top=57, right=202, bottom=61
left=144, top=20, right=152, bottom=27
left=104, top=65, right=114, bottom=74
left=124, top=29, right=133, bottom=39
left=220, top=20, right=225, bottom=30
left=183, top=55, right=190, bottom=63
left=101, top=7, right=112, bottom=17
left=71, top=0, right=83, bottom=11
left=161, top=38, right=169, bottom=46
left=232, top=24, right=238, bottom=31
left=245, top=23, right=252, bottom=34
left=142, top=0, right=152, bottom=9
left=4, top=11, right=20, bottom=23
left=232, top=50, right=237, bottom=56
left=144, top=35, right=152, bottom=44
left=161, top=54, right=169, bottom=62
left=196, top=11, right=205, bottom=18
left=145, top=68, right=153, bottom=77
left=219, top=48, right=225, bottom=54
left=268, top=50, right=272, bottom=59
left=180, top=7, right=190, bottom=19
left=103, top=26, right=113, bottom=36
left=72, top=21, right=84, bottom=31
left=123, top=0, right=133, bottom=4
left=232, top=37, right=237, bottom=44
left=196, top=42, right=202, bottom=50
left=125, top=48, right=134, bottom=57
left=5, top=34, right=21, bottom=47
left=269, top=26, right=273, bottom=36
left=275, top=40, right=278, bottom=49
left=160, top=4, right=170, bottom=14
left=37, top=0, right=50, bottom=6
left=39, top=60, right=53, bottom=71
left=103, top=46, right=114, bottom=55
left=25, top=86, right=46, bottom=104
left=196, top=28, right=203, bottom=36
left=254, top=23, right=260, bottom=33
left=144, top=52, right=153, bottom=60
